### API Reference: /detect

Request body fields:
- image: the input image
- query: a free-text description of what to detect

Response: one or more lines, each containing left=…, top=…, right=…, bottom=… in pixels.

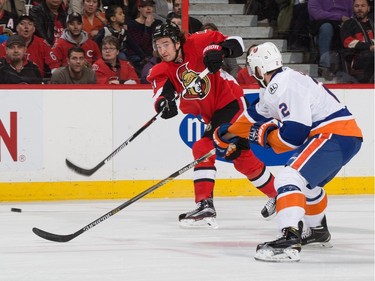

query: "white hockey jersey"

left=229, top=67, right=363, bottom=153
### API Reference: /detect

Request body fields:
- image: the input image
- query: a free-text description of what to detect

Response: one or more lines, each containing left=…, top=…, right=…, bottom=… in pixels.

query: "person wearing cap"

left=52, top=12, right=101, bottom=66
left=0, top=14, right=60, bottom=78
left=125, top=0, right=162, bottom=75
left=0, top=34, right=42, bottom=83
left=30, top=0, right=67, bottom=46
left=50, top=46, right=96, bottom=84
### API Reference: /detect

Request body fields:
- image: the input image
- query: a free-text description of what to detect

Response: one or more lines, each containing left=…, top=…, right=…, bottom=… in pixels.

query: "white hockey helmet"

left=247, top=42, right=282, bottom=87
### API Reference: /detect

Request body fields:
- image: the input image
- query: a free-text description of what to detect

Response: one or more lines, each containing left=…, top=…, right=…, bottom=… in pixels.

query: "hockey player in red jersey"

left=147, top=22, right=277, bottom=228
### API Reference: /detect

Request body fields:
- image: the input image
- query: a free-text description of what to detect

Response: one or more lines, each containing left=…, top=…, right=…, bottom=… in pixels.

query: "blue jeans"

left=318, top=23, right=334, bottom=68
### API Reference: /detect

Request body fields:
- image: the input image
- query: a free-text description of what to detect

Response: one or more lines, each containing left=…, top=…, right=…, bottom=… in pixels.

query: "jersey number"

left=279, top=103, right=290, bottom=117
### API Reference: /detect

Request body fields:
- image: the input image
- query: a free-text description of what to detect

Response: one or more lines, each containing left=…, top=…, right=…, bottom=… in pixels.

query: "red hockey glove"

left=203, top=44, right=225, bottom=74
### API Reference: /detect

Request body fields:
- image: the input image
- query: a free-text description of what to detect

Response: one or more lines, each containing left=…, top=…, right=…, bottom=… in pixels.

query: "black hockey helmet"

left=152, top=21, right=185, bottom=46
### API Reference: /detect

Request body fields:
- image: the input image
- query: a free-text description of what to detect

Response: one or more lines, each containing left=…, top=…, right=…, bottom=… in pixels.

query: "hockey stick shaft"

left=65, top=111, right=161, bottom=176
left=33, top=148, right=215, bottom=243
left=65, top=68, right=210, bottom=176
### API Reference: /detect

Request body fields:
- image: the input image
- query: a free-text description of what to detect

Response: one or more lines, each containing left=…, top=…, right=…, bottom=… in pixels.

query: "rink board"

left=0, top=84, right=373, bottom=201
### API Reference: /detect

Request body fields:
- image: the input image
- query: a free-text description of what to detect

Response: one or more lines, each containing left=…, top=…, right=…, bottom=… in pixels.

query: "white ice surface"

left=0, top=196, right=373, bottom=281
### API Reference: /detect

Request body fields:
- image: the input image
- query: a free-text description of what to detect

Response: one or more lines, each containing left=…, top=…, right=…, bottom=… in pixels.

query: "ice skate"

left=254, top=225, right=302, bottom=262
left=261, top=197, right=276, bottom=220
left=179, top=198, right=218, bottom=229
left=302, top=215, right=332, bottom=248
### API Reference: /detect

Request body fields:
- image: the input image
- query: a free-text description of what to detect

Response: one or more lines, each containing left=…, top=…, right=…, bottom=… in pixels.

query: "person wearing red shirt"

left=12, top=15, right=59, bottom=78
left=92, top=35, right=139, bottom=84
left=147, top=22, right=277, bottom=228
left=52, top=12, right=101, bottom=66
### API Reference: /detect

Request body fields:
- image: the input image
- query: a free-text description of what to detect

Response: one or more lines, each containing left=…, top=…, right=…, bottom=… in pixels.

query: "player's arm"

left=202, top=34, right=244, bottom=73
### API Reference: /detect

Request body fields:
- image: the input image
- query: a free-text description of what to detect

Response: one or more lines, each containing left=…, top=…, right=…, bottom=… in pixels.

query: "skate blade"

left=303, top=241, right=333, bottom=248
left=254, top=249, right=300, bottom=263
left=179, top=217, right=219, bottom=229
left=263, top=212, right=276, bottom=221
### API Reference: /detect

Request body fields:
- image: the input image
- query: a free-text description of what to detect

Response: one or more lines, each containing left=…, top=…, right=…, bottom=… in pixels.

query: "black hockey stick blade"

left=64, top=68, right=209, bottom=177
left=33, top=149, right=216, bottom=243
left=65, top=112, right=160, bottom=176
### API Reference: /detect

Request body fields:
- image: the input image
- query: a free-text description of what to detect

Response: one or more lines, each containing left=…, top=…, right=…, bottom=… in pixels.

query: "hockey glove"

left=154, top=97, right=178, bottom=119
left=203, top=44, right=226, bottom=74
left=249, top=120, right=279, bottom=148
left=154, top=79, right=178, bottom=119
left=213, top=124, right=242, bottom=160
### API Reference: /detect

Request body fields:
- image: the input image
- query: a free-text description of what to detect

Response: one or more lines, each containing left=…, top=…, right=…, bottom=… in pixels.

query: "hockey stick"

left=33, top=148, right=215, bottom=242
left=65, top=68, right=210, bottom=176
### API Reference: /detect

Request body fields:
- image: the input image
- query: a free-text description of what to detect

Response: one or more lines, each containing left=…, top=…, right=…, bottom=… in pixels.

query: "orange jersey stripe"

left=305, top=194, right=328, bottom=216
left=228, top=114, right=253, bottom=138
left=267, top=129, right=296, bottom=154
left=276, top=192, right=306, bottom=212
left=310, top=119, right=363, bottom=138
left=289, top=135, right=329, bottom=171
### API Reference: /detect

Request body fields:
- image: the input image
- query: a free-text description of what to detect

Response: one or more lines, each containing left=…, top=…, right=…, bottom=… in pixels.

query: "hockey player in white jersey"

left=213, top=42, right=363, bottom=262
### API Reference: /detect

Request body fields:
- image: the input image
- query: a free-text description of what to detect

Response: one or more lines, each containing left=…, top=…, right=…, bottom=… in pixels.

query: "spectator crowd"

left=0, top=0, right=373, bottom=84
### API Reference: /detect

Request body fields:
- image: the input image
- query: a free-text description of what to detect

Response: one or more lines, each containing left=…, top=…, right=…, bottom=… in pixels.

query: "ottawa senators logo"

left=177, top=64, right=210, bottom=100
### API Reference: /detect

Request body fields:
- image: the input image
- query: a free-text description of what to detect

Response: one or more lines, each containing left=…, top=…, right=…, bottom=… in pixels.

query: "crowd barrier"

left=0, top=84, right=373, bottom=201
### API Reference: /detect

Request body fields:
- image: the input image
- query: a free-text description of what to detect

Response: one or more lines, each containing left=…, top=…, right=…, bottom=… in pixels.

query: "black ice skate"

left=179, top=198, right=218, bottom=229
left=261, top=197, right=276, bottom=220
left=302, top=215, right=332, bottom=248
left=254, top=224, right=302, bottom=262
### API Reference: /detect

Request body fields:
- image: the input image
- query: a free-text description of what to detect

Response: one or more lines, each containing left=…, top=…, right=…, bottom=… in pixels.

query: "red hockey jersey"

left=147, top=30, right=244, bottom=123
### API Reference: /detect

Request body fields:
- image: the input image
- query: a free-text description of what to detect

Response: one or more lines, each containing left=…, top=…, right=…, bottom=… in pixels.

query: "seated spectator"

left=168, top=0, right=202, bottom=34
left=0, top=34, right=42, bottom=84
left=340, top=0, right=374, bottom=83
left=200, top=22, right=240, bottom=78
left=51, top=46, right=96, bottom=83
left=166, top=12, right=181, bottom=30
left=12, top=14, right=59, bottom=78
left=236, top=44, right=258, bottom=85
left=30, top=0, right=67, bottom=46
left=82, top=0, right=106, bottom=38
left=92, top=35, right=139, bottom=84
left=0, top=0, right=18, bottom=42
left=53, top=12, right=101, bottom=66
left=94, top=4, right=143, bottom=62
left=308, top=0, right=352, bottom=80
left=125, top=0, right=162, bottom=74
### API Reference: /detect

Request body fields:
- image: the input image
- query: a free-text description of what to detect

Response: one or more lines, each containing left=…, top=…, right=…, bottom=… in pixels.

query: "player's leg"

left=233, top=149, right=277, bottom=219
left=179, top=137, right=218, bottom=228
left=254, top=134, right=362, bottom=262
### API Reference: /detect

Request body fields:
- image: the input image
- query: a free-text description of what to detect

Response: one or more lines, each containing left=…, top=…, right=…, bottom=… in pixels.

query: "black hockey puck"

left=11, top=208, right=22, bottom=213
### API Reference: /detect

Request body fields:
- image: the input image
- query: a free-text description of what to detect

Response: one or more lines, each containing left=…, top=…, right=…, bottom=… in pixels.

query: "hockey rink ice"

left=0, top=195, right=373, bottom=281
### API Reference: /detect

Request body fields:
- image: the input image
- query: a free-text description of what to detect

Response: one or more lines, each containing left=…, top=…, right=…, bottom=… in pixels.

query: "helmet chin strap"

left=173, top=44, right=182, bottom=63
left=254, top=67, right=267, bottom=88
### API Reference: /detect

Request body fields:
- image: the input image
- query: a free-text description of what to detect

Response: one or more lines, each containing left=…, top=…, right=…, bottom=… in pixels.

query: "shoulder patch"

left=269, top=83, right=278, bottom=94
